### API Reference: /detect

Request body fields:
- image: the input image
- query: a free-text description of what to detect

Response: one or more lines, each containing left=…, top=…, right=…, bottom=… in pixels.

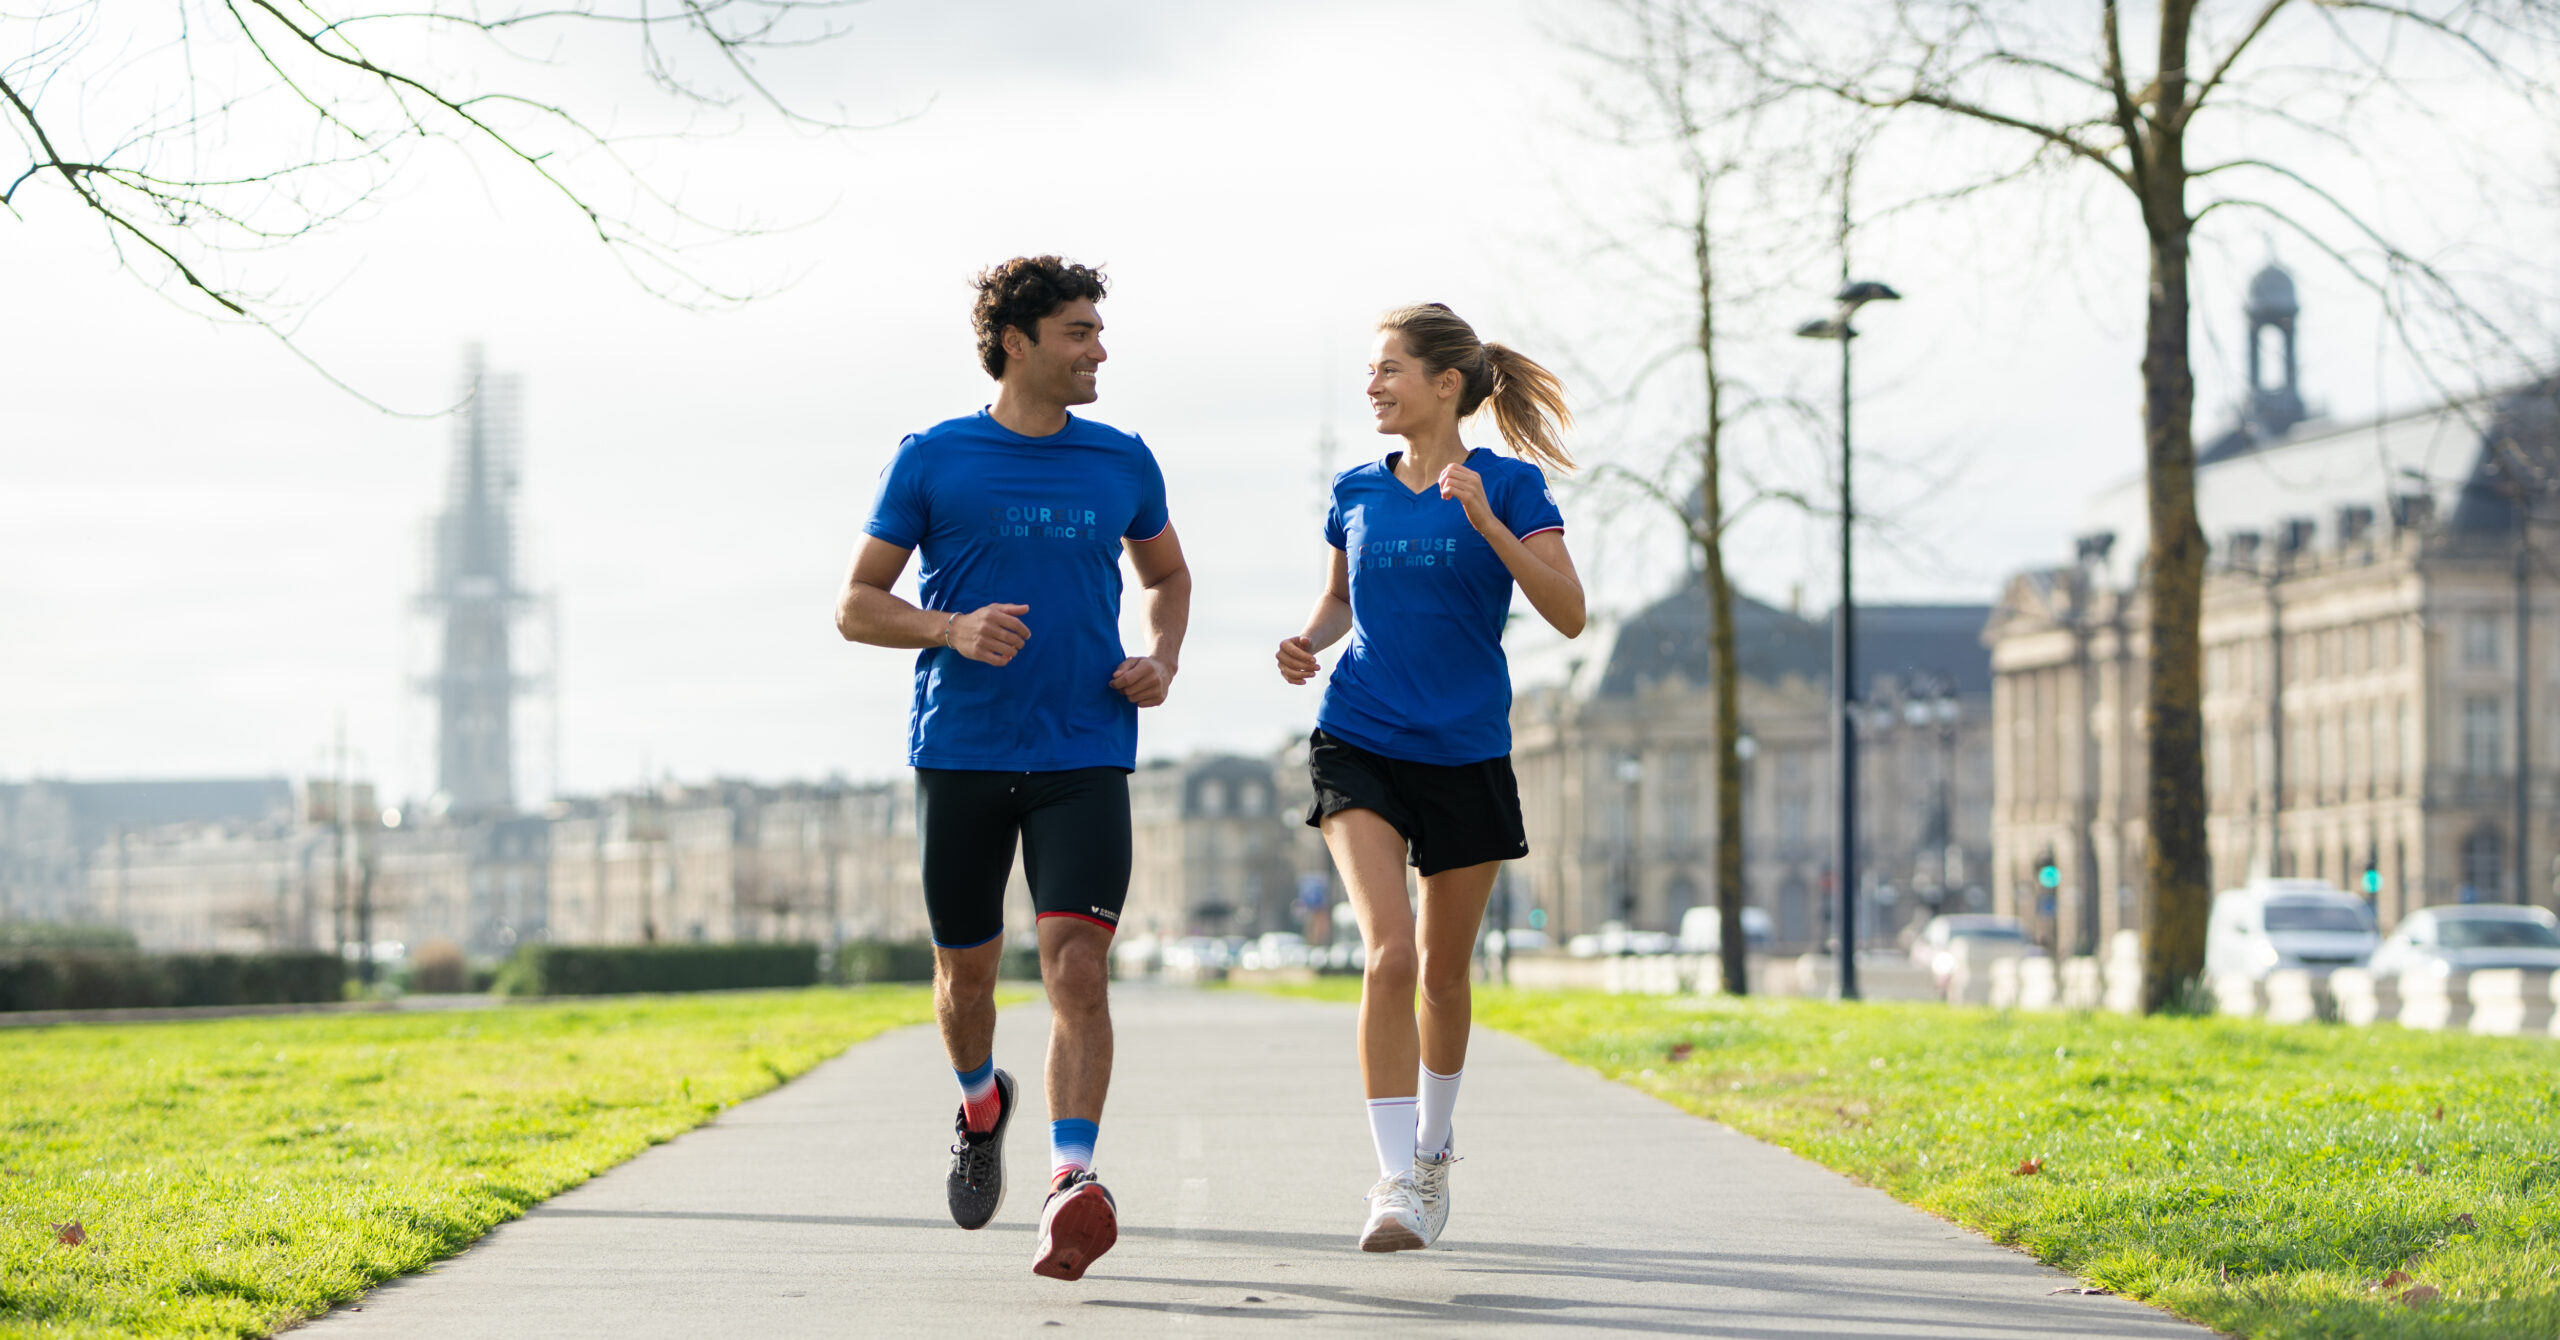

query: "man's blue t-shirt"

left=1317, top=447, right=1565, bottom=765
left=863, top=410, right=1170, bottom=772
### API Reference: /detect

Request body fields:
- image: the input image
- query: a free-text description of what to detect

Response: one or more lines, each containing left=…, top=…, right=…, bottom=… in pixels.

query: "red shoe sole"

left=1032, top=1186, right=1118, bottom=1282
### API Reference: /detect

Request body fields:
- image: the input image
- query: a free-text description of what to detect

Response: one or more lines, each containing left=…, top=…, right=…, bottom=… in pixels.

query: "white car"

left=1908, top=914, right=2030, bottom=968
left=1676, top=905, right=1774, bottom=954
left=2367, top=904, right=2560, bottom=979
left=1909, top=914, right=2039, bottom=994
left=2202, top=879, right=2377, bottom=980
left=1565, top=923, right=1675, bottom=957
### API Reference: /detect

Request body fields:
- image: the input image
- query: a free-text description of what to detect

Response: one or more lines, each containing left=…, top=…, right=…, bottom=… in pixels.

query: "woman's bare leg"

left=1415, top=862, right=1499, bottom=1076
left=1321, top=808, right=1418, bottom=1098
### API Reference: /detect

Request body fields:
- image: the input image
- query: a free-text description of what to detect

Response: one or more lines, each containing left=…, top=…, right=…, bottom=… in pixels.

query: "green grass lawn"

left=1, top=987, right=941, bottom=1338
left=1262, top=979, right=2560, bottom=1340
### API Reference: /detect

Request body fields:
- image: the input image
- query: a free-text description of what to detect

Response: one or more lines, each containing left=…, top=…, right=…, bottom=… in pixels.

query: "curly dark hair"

left=971, top=256, right=1109, bottom=379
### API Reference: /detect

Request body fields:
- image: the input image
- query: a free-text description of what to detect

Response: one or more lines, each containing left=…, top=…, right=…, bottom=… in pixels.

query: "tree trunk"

left=2139, top=0, right=2211, bottom=1011
left=1694, top=212, right=1751, bottom=996
left=1708, top=530, right=1747, bottom=994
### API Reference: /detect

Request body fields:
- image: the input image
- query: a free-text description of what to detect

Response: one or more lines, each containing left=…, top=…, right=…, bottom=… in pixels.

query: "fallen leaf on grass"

left=2048, top=1286, right=2114, bottom=1296
left=2400, top=1284, right=2441, bottom=1306
left=2448, top=1213, right=2476, bottom=1233
left=2012, top=1158, right=2043, bottom=1176
left=2431, top=1104, right=2444, bottom=1122
left=2367, top=1270, right=2413, bottom=1293
left=2413, top=1162, right=2432, bottom=1176
left=1667, top=1043, right=1694, bottom=1063
left=51, top=1222, right=85, bottom=1247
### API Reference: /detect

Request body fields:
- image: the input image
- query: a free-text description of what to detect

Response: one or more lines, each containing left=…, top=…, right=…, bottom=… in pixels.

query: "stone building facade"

left=1986, top=265, right=2560, bottom=945
left=1124, top=754, right=1299, bottom=939
left=1508, top=587, right=1995, bottom=953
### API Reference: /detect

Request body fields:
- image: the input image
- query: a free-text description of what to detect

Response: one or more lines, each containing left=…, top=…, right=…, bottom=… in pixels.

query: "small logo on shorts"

left=1089, top=906, right=1120, bottom=923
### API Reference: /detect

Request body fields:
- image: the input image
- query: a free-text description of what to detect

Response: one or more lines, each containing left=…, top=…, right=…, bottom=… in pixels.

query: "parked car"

left=2366, top=904, right=2560, bottom=979
left=1565, top=923, right=1676, bottom=957
left=1909, top=914, right=2039, bottom=994
left=1908, top=914, right=2031, bottom=970
left=1239, top=931, right=1308, bottom=971
left=1487, top=929, right=1550, bottom=953
left=2202, top=879, right=2377, bottom=980
left=1675, top=905, right=1773, bottom=954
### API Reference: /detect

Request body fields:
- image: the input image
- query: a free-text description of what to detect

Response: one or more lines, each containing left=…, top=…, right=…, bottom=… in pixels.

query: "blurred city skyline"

left=5, top=0, right=2546, bottom=805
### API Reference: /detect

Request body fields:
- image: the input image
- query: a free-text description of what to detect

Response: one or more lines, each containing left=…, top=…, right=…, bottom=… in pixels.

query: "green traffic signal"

left=2036, top=864, right=2060, bottom=890
left=2362, top=867, right=2381, bottom=894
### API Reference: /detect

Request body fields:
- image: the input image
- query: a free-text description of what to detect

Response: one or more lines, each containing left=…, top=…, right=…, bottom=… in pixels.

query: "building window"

left=2396, top=700, right=2413, bottom=790
left=2461, top=826, right=2504, bottom=900
left=2464, top=615, right=2500, bottom=669
left=1197, top=780, right=1227, bottom=816
left=2363, top=705, right=2382, bottom=793
left=2462, top=697, right=2503, bottom=778
left=1662, top=752, right=1695, bottom=844
left=2325, top=713, right=2344, bottom=796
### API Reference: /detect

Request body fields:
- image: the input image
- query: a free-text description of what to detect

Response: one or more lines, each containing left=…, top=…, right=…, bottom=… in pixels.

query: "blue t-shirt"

left=863, top=410, right=1170, bottom=771
left=1316, top=447, right=1565, bottom=765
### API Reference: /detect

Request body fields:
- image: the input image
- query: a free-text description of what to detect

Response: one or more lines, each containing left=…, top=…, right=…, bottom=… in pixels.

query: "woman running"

left=1275, top=302, right=1584, bottom=1252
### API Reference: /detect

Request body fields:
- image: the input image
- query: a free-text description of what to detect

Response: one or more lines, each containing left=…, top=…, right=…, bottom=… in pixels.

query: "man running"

left=834, top=255, right=1190, bottom=1281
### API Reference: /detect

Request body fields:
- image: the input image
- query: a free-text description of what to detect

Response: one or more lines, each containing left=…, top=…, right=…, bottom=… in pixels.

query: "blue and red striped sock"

left=955, top=1057, right=1001, bottom=1133
left=1050, top=1118, right=1097, bottom=1181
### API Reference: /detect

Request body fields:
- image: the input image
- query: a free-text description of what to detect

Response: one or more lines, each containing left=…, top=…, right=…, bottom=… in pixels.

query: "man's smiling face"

left=1007, top=298, right=1106, bottom=407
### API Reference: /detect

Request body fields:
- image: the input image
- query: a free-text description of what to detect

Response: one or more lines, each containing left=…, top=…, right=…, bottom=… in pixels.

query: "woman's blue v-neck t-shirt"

left=1316, top=447, right=1565, bottom=765
left=863, top=409, right=1170, bottom=772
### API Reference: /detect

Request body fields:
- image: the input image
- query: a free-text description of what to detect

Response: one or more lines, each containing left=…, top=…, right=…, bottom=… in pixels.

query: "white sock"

left=1417, top=1066, right=1463, bottom=1158
left=1366, top=1097, right=1418, bottom=1180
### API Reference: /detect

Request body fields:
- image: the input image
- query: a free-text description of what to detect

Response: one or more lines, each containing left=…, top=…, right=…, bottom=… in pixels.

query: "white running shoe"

left=1413, top=1145, right=1456, bottom=1245
left=1359, top=1172, right=1427, bottom=1253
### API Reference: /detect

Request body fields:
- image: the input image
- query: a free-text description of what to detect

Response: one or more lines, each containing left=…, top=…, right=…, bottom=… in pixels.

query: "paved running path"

left=301, top=986, right=2206, bottom=1337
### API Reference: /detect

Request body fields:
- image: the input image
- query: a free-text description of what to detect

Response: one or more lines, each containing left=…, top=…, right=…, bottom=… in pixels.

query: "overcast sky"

left=5, top=0, right=2549, bottom=804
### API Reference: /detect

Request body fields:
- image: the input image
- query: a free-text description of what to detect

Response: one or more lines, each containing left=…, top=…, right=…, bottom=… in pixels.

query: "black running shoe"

left=946, top=1068, right=1014, bottom=1230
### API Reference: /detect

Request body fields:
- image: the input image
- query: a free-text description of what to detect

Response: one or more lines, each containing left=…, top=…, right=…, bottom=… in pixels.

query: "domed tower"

left=2244, top=262, right=2307, bottom=442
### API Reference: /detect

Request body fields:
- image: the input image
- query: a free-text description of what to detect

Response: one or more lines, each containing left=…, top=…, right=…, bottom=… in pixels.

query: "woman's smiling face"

left=1366, top=331, right=1458, bottom=437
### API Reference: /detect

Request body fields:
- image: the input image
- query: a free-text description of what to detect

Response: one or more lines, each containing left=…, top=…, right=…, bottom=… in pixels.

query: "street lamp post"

left=1797, top=279, right=1900, bottom=1000
left=1901, top=675, right=1961, bottom=916
left=1615, top=751, right=1645, bottom=939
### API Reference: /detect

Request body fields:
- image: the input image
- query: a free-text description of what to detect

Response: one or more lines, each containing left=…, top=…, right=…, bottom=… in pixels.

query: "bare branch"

left=2180, top=0, right=2295, bottom=126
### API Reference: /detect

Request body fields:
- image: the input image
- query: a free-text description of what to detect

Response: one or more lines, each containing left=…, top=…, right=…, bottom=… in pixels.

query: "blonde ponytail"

left=1480, top=343, right=1574, bottom=473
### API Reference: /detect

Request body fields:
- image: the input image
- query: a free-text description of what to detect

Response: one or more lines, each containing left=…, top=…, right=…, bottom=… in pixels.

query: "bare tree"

left=4, top=1, right=871, bottom=341
left=1700, top=0, right=2560, bottom=1010
left=1568, top=0, right=1830, bottom=996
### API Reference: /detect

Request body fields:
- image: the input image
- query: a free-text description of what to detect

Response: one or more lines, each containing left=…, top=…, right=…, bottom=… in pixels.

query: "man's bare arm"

left=835, top=536, right=1031, bottom=666
left=1108, top=524, right=1191, bottom=707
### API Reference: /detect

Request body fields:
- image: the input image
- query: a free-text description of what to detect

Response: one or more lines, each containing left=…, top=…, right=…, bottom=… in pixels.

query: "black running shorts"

left=915, top=766, right=1131, bottom=949
left=1302, top=728, right=1528, bottom=877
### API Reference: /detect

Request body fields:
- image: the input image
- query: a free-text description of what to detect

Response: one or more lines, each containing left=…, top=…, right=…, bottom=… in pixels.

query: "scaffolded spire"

left=420, top=347, right=526, bottom=815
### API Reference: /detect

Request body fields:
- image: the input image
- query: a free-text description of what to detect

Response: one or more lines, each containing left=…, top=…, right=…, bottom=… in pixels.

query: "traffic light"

left=2035, top=851, right=2060, bottom=891
left=2361, top=850, right=2381, bottom=896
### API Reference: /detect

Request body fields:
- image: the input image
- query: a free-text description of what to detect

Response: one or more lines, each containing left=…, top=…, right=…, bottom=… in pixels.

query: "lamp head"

left=1795, top=317, right=1849, bottom=341
left=1836, top=280, right=1902, bottom=308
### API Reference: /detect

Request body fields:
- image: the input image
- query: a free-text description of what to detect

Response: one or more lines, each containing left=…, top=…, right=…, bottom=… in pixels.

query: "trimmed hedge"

left=0, top=950, right=342, bottom=1012
left=494, top=941, right=821, bottom=997
left=830, top=940, right=936, bottom=984
left=828, top=940, right=1042, bottom=984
